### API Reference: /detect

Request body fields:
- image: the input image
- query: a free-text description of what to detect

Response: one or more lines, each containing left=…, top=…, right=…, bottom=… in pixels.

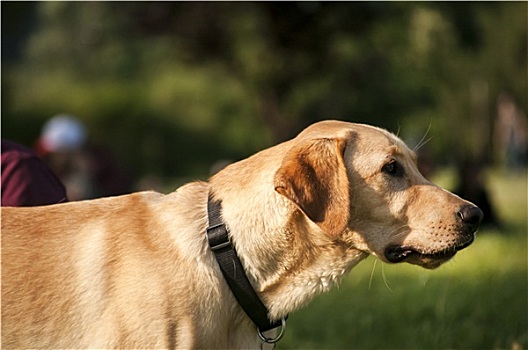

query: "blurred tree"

left=2, top=2, right=526, bottom=182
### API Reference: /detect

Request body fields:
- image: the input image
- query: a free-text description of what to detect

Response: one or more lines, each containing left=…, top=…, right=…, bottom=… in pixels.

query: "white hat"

left=41, top=114, right=87, bottom=152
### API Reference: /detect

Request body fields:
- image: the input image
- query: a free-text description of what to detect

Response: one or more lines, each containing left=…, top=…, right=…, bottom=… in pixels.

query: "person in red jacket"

left=1, top=140, right=68, bottom=207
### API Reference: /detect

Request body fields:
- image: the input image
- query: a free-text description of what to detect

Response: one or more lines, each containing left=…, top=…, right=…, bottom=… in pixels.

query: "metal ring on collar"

left=257, top=318, right=287, bottom=344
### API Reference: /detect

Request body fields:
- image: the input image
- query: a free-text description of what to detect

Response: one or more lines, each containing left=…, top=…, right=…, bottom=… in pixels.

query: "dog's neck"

left=251, top=212, right=368, bottom=320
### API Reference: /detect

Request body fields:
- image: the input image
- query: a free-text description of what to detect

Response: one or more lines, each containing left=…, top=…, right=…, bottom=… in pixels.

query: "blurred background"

left=2, top=2, right=527, bottom=348
left=2, top=2, right=527, bottom=188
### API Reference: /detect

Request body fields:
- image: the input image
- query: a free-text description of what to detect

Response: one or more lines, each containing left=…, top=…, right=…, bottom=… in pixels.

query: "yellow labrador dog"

left=2, top=121, right=482, bottom=349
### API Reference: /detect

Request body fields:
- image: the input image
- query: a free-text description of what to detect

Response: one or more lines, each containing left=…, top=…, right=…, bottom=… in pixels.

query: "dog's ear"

left=274, top=137, right=350, bottom=237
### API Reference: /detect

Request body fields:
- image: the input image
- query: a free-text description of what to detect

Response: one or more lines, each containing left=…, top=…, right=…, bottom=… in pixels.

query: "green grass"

left=279, top=169, right=527, bottom=349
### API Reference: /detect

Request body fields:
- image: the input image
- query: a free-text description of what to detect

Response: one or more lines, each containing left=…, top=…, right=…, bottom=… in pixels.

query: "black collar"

left=206, top=193, right=285, bottom=335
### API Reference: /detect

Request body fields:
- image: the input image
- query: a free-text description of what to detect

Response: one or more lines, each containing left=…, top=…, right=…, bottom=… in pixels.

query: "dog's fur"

left=1, top=121, right=481, bottom=349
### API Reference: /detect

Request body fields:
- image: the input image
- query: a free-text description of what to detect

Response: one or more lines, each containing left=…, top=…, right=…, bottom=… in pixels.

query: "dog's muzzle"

left=384, top=205, right=482, bottom=266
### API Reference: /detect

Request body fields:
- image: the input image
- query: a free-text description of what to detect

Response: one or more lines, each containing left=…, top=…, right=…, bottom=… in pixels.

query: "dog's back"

left=1, top=185, right=225, bottom=349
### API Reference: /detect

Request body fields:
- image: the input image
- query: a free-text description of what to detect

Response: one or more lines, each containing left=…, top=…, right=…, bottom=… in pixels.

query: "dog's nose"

left=457, top=205, right=484, bottom=231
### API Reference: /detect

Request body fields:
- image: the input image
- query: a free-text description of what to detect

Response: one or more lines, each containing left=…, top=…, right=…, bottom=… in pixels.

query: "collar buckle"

left=206, top=223, right=232, bottom=251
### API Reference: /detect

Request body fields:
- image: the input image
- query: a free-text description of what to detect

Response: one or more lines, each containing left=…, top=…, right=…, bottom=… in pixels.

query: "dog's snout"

left=457, top=205, right=484, bottom=231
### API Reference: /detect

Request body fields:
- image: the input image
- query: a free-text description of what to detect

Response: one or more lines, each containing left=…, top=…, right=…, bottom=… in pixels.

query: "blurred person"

left=493, top=92, right=527, bottom=170
left=35, top=114, right=132, bottom=201
left=35, top=114, right=93, bottom=201
left=455, top=158, right=501, bottom=229
left=1, top=139, right=68, bottom=206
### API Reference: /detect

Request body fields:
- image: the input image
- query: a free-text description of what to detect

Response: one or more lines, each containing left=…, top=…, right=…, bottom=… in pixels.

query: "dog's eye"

left=382, top=160, right=404, bottom=177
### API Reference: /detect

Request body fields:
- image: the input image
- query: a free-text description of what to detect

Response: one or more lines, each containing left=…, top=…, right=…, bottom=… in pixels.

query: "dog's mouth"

left=384, top=235, right=475, bottom=269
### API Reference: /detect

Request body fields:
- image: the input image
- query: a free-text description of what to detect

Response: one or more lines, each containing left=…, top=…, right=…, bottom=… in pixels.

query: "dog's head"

left=274, top=121, right=482, bottom=269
